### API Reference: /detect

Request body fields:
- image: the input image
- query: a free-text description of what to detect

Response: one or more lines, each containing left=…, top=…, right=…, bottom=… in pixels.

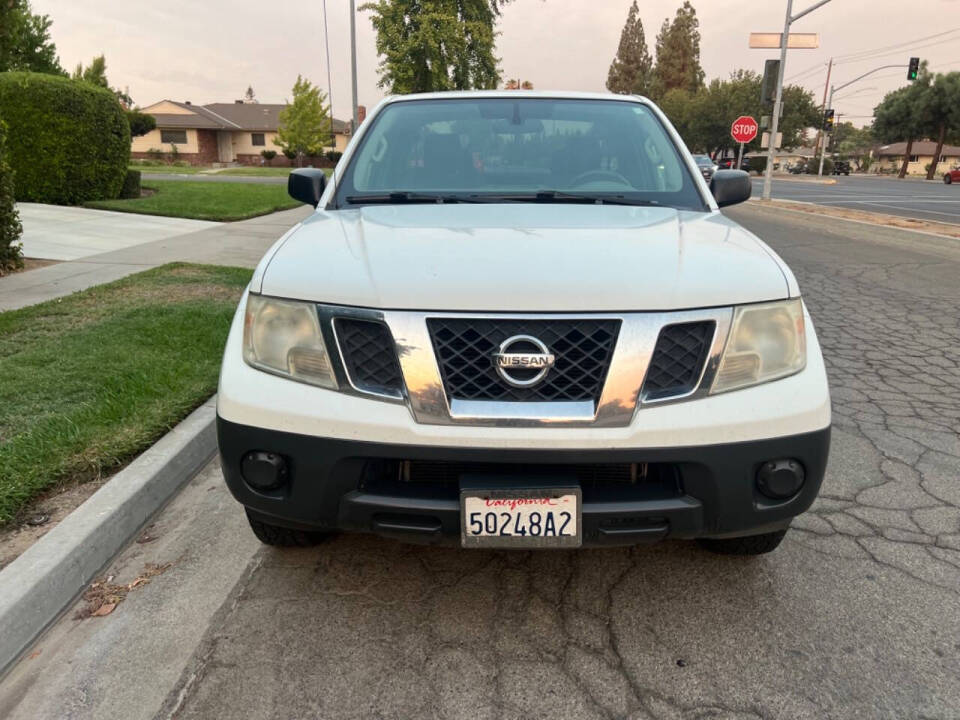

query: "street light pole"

left=349, top=0, right=359, bottom=131
left=816, top=64, right=906, bottom=176
left=762, top=0, right=833, bottom=201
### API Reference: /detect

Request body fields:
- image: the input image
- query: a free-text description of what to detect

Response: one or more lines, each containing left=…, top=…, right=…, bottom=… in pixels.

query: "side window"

left=252, top=133, right=265, bottom=146
left=160, top=129, right=188, bottom=144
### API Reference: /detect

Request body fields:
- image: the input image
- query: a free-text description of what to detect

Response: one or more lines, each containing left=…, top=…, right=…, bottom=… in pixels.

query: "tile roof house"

left=131, top=100, right=358, bottom=166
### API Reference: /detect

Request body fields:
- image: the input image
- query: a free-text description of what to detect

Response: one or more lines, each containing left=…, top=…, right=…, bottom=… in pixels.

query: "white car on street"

left=217, top=91, right=830, bottom=555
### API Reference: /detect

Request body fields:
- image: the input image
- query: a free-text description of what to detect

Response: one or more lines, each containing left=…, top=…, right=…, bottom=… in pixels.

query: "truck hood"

left=257, top=204, right=791, bottom=311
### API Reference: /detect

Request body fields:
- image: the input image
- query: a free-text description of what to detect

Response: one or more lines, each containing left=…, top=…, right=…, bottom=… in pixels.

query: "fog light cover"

left=756, top=459, right=805, bottom=500
left=241, top=451, right=288, bottom=491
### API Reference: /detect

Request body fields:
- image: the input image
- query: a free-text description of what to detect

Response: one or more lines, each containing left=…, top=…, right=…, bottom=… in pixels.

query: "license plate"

left=460, top=487, right=581, bottom=548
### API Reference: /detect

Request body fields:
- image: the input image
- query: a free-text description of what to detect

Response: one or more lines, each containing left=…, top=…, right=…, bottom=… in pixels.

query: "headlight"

left=242, top=294, right=337, bottom=389
left=711, top=298, right=806, bottom=394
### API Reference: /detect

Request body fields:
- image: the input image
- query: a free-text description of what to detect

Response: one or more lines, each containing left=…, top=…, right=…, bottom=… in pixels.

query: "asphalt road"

left=2, top=205, right=959, bottom=719
left=752, top=174, right=960, bottom=224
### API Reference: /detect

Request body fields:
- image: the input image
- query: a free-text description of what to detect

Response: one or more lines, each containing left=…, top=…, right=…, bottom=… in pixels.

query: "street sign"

left=731, top=116, right=759, bottom=144
left=749, top=33, right=819, bottom=49
left=761, top=132, right=782, bottom=149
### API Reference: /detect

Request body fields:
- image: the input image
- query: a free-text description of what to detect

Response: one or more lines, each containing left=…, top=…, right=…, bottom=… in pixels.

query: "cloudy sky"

left=35, top=0, right=960, bottom=127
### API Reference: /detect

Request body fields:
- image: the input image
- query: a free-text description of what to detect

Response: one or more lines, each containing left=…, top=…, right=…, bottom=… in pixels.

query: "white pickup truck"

left=216, top=91, right=830, bottom=555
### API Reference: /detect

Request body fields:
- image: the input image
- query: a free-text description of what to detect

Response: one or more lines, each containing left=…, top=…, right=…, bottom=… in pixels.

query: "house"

left=872, top=141, right=960, bottom=176
left=131, top=100, right=363, bottom=166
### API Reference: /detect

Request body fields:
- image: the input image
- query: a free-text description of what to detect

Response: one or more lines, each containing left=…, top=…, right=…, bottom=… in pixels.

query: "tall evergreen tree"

left=606, top=0, right=653, bottom=97
left=0, top=0, right=64, bottom=75
left=651, top=1, right=704, bottom=100
left=71, top=55, right=109, bottom=87
left=362, top=0, right=501, bottom=93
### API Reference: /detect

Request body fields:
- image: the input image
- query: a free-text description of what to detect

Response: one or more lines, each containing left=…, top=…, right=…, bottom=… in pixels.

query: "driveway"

left=16, top=203, right=220, bottom=261
left=1, top=204, right=958, bottom=719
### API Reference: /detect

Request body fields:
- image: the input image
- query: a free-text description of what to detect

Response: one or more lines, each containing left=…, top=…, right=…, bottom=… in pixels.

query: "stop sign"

left=731, top=116, right=759, bottom=144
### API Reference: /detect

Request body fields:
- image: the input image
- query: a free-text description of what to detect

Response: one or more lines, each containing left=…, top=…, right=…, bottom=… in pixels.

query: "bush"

left=126, top=109, right=156, bottom=138
left=0, top=72, right=130, bottom=205
left=172, top=160, right=190, bottom=167
left=119, top=169, right=141, bottom=199
left=325, top=150, right=343, bottom=162
left=261, top=149, right=277, bottom=165
left=147, top=148, right=164, bottom=161
left=750, top=156, right=767, bottom=175
left=0, top=117, right=24, bottom=275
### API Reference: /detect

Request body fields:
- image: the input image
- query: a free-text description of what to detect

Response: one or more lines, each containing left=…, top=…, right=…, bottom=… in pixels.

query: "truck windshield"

left=332, top=98, right=706, bottom=210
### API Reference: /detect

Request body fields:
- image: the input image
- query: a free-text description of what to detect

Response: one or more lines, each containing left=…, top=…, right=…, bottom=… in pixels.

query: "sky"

left=34, top=0, right=960, bottom=128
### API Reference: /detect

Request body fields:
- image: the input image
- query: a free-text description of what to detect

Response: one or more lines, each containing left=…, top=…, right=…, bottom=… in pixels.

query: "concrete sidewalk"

left=17, top=203, right=220, bottom=261
left=0, top=205, right=313, bottom=312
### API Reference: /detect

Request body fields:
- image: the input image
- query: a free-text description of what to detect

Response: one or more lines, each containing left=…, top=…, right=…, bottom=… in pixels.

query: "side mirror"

left=287, top=168, right=328, bottom=206
left=710, top=169, right=752, bottom=208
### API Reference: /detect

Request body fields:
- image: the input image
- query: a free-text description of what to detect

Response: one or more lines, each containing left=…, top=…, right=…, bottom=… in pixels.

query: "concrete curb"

left=0, top=397, right=218, bottom=674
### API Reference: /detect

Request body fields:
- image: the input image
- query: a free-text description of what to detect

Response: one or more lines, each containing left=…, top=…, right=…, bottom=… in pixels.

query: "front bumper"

left=218, top=417, right=830, bottom=546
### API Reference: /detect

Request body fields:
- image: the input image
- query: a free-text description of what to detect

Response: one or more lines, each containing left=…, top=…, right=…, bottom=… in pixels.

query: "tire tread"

left=245, top=509, right=333, bottom=547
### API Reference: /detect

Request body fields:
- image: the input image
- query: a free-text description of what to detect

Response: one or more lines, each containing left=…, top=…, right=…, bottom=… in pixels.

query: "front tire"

left=945, top=174, right=953, bottom=184
left=697, top=529, right=788, bottom=556
left=245, top=509, right=335, bottom=547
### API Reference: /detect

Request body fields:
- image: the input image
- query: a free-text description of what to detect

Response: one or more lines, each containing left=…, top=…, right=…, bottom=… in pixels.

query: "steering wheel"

left=569, top=169, right=632, bottom=187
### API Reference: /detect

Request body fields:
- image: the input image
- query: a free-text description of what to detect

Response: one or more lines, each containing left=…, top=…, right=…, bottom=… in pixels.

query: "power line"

left=835, top=33, right=960, bottom=67
left=831, top=27, right=960, bottom=63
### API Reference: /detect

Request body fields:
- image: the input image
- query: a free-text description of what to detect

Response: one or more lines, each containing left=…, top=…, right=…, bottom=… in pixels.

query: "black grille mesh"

left=642, top=321, right=714, bottom=398
left=427, top=318, right=620, bottom=402
left=336, top=318, right=404, bottom=395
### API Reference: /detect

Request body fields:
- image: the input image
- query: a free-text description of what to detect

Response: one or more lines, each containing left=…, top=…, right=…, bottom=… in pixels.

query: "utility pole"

left=813, top=57, right=832, bottom=160
left=349, top=0, right=359, bottom=131
left=762, top=0, right=833, bottom=201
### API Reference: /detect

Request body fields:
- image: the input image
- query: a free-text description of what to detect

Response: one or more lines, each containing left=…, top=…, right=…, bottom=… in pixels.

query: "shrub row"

left=0, top=72, right=130, bottom=205
left=0, top=115, right=24, bottom=274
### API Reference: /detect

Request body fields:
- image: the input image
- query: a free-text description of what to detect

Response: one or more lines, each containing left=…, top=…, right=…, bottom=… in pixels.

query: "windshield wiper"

left=469, top=191, right=661, bottom=207
left=344, top=192, right=484, bottom=205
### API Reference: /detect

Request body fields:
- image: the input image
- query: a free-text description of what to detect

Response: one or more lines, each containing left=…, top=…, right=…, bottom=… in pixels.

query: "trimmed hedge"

left=119, top=169, right=141, bottom=199
left=0, top=116, right=24, bottom=274
left=0, top=72, right=130, bottom=204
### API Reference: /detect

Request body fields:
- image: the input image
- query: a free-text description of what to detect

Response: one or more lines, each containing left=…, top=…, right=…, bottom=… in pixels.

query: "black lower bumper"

left=217, top=417, right=830, bottom=547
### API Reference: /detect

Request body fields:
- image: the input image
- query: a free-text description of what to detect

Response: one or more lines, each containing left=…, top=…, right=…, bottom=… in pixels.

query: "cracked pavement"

left=1, top=204, right=958, bottom=719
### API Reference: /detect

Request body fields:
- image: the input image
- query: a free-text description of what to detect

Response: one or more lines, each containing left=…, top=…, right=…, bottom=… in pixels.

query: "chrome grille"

left=642, top=321, right=714, bottom=399
left=335, top=318, right=404, bottom=396
left=427, top=318, right=620, bottom=402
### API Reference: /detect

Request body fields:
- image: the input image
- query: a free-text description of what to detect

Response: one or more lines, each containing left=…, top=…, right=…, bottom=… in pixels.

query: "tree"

left=362, top=0, right=500, bottom=93
left=244, top=85, right=258, bottom=103
left=273, top=75, right=332, bottom=166
left=873, top=82, right=928, bottom=179
left=0, top=0, right=65, bottom=75
left=651, top=1, right=704, bottom=100
left=658, top=69, right=817, bottom=159
left=126, top=109, right=156, bottom=137
left=920, top=71, right=960, bottom=179
left=607, top=0, right=653, bottom=97
left=72, top=54, right=109, bottom=87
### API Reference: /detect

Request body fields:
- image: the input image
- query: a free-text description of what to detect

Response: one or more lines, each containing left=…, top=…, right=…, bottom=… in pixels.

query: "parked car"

left=944, top=166, right=960, bottom=184
left=832, top=160, right=851, bottom=176
left=218, top=91, right=831, bottom=556
left=717, top=156, right=751, bottom=172
left=692, top=154, right=717, bottom=182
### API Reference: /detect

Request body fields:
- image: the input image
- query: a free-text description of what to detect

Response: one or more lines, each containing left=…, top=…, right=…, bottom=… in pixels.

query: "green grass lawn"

left=0, top=263, right=250, bottom=526
left=84, top=179, right=302, bottom=221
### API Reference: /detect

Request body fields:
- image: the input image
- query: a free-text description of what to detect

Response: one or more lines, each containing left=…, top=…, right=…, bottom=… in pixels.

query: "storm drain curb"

left=0, top=397, right=218, bottom=674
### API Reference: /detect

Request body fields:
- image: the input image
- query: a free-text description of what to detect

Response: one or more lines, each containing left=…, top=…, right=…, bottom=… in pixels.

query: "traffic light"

left=823, top=109, right=835, bottom=132
left=908, top=57, right=919, bottom=81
